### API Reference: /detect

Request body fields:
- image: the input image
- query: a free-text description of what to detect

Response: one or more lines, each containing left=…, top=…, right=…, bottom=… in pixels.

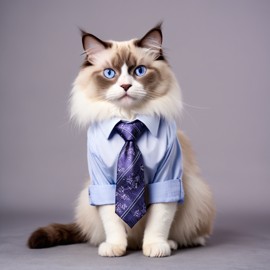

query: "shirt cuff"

left=148, top=178, right=184, bottom=204
left=89, top=178, right=184, bottom=206
left=89, top=184, right=116, bottom=206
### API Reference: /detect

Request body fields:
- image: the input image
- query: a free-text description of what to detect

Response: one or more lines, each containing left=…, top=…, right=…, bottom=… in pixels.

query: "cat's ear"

left=81, top=30, right=111, bottom=62
left=136, top=24, right=164, bottom=59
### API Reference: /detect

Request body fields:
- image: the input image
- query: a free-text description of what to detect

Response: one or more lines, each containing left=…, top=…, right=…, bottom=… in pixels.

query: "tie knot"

left=115, top=120, right=146, bottom=141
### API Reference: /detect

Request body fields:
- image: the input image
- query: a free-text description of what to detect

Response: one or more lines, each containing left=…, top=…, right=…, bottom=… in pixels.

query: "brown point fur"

left=139, top=68, right=161, bottom=93
left=27, top=223, right=86, bottom=249
left=110, top=46, right=137, bottom=71
left=94, top=74, right=116, bottom=91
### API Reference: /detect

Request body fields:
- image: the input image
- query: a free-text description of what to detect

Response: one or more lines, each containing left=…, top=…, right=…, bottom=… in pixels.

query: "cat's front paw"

left=143, top=241, right=171, bottom=257
left=98, top=242, right=126, bottom=257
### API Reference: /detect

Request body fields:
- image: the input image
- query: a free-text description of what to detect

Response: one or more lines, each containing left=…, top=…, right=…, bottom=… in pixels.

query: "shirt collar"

left=100, top=115, right=161, bottom=139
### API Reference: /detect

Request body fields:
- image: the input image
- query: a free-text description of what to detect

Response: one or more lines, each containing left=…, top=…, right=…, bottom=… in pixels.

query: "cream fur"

left=71, top=35, right=215, bottom=257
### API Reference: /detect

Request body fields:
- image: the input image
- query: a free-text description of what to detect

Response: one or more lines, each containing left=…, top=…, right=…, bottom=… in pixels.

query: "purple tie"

left=114, top=120, right=147, bottom=228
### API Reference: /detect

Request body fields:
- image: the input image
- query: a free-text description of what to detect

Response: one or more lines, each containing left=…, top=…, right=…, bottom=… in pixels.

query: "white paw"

left=143, top=241, right=171, bottom=257
left=168, top=239, right=178, bottom=250
left=98, top=242, right=126, bottom=257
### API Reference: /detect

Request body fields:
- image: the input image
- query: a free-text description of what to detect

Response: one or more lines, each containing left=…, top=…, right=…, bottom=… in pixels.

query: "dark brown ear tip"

left=80, top=29, right=89, bottom=51
left=134, top=23, right=164, bottom=53
left=80, top=29, right=86, bottom=36
left=153, top=22, right=163, bottom=32
left=81, top=31, right=112, bottom=51
left=79, top=29, right=90, bottom=47
left=150, top=22, right=163, bottom=37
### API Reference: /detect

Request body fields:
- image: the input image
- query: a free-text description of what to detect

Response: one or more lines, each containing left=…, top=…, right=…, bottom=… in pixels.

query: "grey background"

left=1, top=1, right=270, bottom=269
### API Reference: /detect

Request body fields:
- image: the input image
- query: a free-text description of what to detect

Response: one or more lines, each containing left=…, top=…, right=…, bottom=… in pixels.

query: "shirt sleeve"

left=148, top=123, right=184, bottom=204
left=87, top=128, right=116, bottom=206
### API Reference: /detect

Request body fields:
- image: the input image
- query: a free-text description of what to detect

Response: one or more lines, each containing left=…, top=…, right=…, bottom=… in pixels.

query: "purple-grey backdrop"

left=1, top=1, right=270, bottom=269
left=1, top=0, right=269, bottom=220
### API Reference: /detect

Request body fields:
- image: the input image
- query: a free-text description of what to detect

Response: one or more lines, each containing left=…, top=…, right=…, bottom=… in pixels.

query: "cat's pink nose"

left=121, top=84, right=132, bottom=91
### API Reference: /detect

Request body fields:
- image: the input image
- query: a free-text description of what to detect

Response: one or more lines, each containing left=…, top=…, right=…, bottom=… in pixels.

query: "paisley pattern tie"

left=114, top=120, right=147, bottom=228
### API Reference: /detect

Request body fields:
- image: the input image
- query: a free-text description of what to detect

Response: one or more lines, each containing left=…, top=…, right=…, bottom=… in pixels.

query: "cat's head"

left=70, top=25, right=183, bottom=126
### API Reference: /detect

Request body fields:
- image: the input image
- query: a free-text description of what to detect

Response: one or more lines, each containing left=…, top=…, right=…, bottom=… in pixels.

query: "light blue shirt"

left=87, top=115, right=184, bottom=206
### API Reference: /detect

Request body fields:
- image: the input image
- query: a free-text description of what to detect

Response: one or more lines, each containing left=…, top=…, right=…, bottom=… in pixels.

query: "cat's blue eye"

left=103, top=68, right=116, bottom=79
left=134, top=65, right=147, bottom=77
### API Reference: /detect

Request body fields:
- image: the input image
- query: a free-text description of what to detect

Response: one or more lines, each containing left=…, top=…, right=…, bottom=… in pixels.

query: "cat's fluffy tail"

left=28, top=223, right=86, bottom=249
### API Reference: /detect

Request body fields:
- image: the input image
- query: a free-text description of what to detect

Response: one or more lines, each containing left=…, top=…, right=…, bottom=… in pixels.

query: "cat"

left=27, top=24, right=215, bottom=257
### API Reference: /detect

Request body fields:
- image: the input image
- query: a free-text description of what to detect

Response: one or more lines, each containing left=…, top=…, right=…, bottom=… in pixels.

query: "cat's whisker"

left=182, top=102, right=210, bottom=110
left=181, top=106, right=199, bottom=127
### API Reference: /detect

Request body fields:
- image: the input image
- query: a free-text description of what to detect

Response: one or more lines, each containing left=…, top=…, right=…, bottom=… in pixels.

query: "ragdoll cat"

left=28, top=25, right=215, bottom=257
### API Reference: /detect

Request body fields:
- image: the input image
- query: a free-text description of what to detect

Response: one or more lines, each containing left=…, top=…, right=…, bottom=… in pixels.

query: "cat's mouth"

left=119, top=93, right=134, bottom=102
left=120, top=93, right=132, bottom=99
left=117, top=92, right=139, bottom=107
left=106, top=88, right=146, bottom=109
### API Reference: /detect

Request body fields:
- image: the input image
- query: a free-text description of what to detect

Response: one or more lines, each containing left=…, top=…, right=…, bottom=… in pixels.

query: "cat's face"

left=70, top=25, right=182, bottom=126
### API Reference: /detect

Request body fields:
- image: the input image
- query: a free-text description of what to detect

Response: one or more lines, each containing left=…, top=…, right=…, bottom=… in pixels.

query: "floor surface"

left=1, top=210, right=270, bottom=270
